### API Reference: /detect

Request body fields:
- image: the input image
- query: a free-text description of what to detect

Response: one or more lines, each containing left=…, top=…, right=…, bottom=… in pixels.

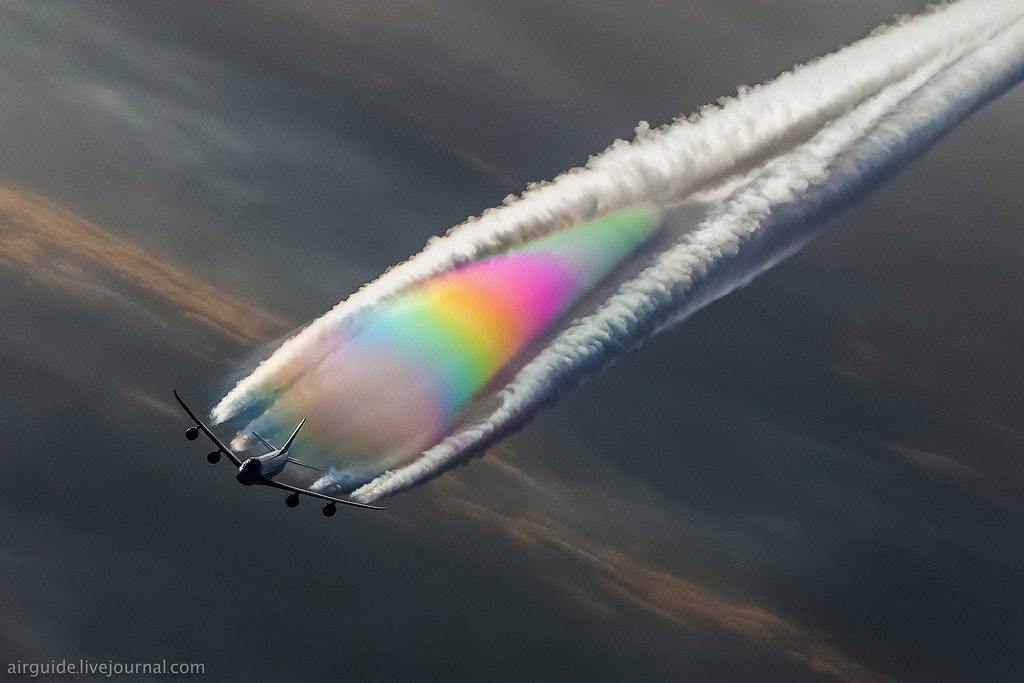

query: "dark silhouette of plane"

left=173, top=390, right=385, bottom=516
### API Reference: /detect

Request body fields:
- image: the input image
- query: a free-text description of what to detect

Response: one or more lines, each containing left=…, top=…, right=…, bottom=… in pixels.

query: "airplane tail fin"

left=280, top=418, right=306, bottom=455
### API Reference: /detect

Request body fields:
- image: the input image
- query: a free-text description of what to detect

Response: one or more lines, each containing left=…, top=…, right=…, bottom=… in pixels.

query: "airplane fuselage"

left=236, top=449, right=288, bottom=486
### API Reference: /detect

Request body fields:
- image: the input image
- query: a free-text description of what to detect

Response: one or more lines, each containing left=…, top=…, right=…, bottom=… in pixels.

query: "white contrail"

left=212, top=0, right=1021, bottom=426
left=348, top=11, right=1024, bottom=501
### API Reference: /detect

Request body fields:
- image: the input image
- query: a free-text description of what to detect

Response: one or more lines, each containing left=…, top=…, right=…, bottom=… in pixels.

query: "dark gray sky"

left=1, top=1, right=1022, bottom=681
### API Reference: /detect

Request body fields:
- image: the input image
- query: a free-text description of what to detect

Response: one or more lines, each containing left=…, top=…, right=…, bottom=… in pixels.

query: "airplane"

left=172, top=389, right=385, bottom=516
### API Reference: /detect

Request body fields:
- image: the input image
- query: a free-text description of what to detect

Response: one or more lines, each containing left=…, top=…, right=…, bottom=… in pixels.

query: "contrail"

left=212, top=0, right=1016, bottom=424
left=212, top=1, right=1024, bottom=501
left=349, top=10, right=1024, bottom=502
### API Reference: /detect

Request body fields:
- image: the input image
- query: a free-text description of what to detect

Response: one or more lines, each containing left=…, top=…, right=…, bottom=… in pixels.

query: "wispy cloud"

left=435, top=456, right=890, bottom=683
left=886, top=443, right=985, bottom=485
left=0, top=185, right=290, bottom=350
left=119, top=386, right=185, bottom=421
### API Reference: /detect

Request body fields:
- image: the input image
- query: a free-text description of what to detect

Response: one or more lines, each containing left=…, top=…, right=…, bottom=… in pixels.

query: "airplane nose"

left=235, top=458, right=262, bottom=486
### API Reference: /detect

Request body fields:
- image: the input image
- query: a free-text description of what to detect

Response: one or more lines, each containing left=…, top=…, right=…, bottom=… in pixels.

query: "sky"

left=1, top=1, right=1023, bottom=681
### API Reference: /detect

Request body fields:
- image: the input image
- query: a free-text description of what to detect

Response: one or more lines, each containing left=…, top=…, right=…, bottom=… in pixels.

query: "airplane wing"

left=257, top=477, right=386, bottom=510
left=172, top=389, right=241, bottom=467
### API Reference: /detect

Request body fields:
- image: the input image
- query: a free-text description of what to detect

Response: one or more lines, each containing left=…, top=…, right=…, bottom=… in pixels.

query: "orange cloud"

left=0, top=185, right=290, bottom=349
left=434, top=456, right=890, bottom=683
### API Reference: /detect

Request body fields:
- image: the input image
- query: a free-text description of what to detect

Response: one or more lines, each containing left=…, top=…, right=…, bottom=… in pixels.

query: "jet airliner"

left=173, top=390, right=384, bottom=515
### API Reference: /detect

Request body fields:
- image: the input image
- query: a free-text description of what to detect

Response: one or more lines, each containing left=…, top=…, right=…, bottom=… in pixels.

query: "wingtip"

left=343, top=496, right=386, bottom=510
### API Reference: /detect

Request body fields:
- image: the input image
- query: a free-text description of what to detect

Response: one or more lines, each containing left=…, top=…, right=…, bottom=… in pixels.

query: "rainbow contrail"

left=214, top=0, right=1024, bottom=500
left=233, top=206, right=661, bottom=479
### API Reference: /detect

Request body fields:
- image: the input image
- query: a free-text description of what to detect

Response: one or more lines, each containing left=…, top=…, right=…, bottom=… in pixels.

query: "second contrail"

left=211, top=0, right=1024, bottom=501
